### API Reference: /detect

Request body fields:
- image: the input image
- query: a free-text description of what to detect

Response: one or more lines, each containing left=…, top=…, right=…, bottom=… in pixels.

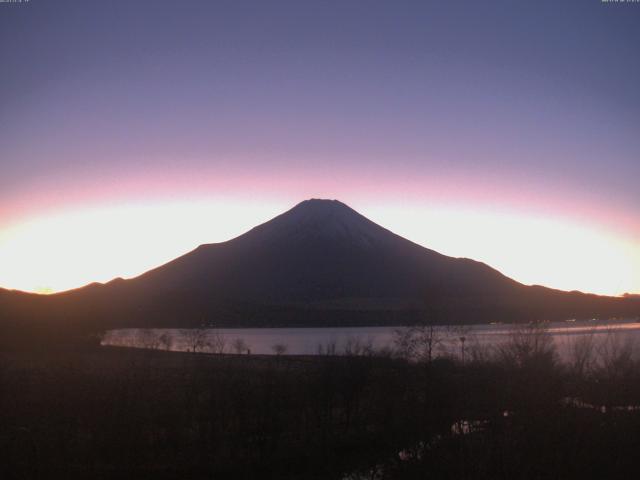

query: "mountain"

left=136, top=199, right=520, bottom=303
left=1, top=199, right=639, bottom=339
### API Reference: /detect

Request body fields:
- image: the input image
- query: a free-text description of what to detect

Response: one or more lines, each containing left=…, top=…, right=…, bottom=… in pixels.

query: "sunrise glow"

left=1, top=0, right=638, bottom=298
left=1, top=196, right=637, bottom=297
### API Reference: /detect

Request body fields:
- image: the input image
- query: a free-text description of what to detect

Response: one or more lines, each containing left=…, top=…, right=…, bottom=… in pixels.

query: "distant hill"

left=1, top=199, right=638, bottom=340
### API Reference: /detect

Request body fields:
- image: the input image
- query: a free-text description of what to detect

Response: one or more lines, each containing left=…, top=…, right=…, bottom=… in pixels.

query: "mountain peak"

left=291, top=198, right=351, bottom=213
left=239, top=198, right=396, bottom=249
left=296, top=198, right=345, bottom=205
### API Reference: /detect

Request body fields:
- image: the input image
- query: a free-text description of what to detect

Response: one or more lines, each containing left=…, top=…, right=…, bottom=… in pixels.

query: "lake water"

left=102, top=319, right=640, bottom=362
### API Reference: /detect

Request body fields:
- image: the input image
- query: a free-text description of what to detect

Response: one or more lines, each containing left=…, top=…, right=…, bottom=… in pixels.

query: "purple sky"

left=0, top=0, right=638, bottom=294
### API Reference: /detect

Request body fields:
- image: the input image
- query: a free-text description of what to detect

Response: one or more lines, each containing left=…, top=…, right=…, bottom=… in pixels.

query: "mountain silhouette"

left=135, top=199, right=519, bottom=303
left=1, top=199, right=639, bottom=336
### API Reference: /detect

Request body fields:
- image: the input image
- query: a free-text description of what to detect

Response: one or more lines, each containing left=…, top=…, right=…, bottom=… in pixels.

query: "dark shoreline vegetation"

left=4, top=326, right=640, bottom=479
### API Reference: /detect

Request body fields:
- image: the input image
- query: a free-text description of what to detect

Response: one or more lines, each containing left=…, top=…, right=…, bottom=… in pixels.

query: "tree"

left=343, top=336, right=374, bottom=357
left=393, top=322, right=444, bottom=363
left=138, top=329, right=161, bottom=350
left=497, top=323, right=557, bottom=369
left=208, top=330, right=227, bottom=354
left=566, top=329, right=596, bottom=377
left=183, top=328, right=209, bottom=353
left=272, top=343, right=288, bottom=356
left=232, top=337, right=248, bottom=354
left=159, top=332, right=173, bottom=351
left=317, top=340, right=337, bottom=356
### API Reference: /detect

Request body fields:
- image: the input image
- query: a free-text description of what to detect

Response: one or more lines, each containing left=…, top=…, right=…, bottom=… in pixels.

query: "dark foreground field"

left=3, top=342, right=640, bottom=479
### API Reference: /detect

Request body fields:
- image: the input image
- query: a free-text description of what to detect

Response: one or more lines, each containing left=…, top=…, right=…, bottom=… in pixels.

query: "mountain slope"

left=134, top=199, right=520, bottom=302
left=1, top=199, right=639, bottom=333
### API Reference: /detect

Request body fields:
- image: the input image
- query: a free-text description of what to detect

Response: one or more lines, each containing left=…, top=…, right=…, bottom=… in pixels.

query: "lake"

left=102, top=319, right=640, bottom=362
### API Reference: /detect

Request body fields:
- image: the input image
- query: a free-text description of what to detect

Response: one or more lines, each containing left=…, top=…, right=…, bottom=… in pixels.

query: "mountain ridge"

left=1, top=199, right=638, bottom=338
left=128, top=199, right=521, bottom=303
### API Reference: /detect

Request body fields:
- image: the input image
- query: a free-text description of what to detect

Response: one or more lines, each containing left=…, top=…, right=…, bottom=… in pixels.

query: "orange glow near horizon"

left=0, top=198, right=637, bottom=297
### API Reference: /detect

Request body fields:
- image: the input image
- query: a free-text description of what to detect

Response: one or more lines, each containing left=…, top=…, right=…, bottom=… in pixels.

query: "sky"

left=0, top=0, right=638, bottom=296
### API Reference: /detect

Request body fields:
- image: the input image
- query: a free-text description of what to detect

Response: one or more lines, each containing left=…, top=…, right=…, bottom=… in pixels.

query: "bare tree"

left=159, top=332, right=173, bottom=351
left=465, top=336, right=492, bottom=364
left=138, top=329, right=161, bottom=350
left=421, top=324, right=444, bottom=363
left=566, top=330, right=596, bottom=376
left=317, top=340, right=337, bottom=356
left=592, top=328, right=639, bottom=410
left=183, top=328, right=210, bottom=353
left=232, top=337, right=248, bottom=354
left=595, top=328, right=637, bottom=377
left=497, top=323, right=557, bottom=368
left=393, top=327, right=419, bottom=359
left=272, top=343, right=288, bottom=356
left=343, top=336, right=374, bottom=357
left=208, top=330, right=227, bottom=354
left=393, top=322, right=444, bottom=363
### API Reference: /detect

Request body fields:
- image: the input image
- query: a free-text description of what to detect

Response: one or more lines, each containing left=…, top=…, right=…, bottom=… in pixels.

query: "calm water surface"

left=102, top=319, right=640, bottom=360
